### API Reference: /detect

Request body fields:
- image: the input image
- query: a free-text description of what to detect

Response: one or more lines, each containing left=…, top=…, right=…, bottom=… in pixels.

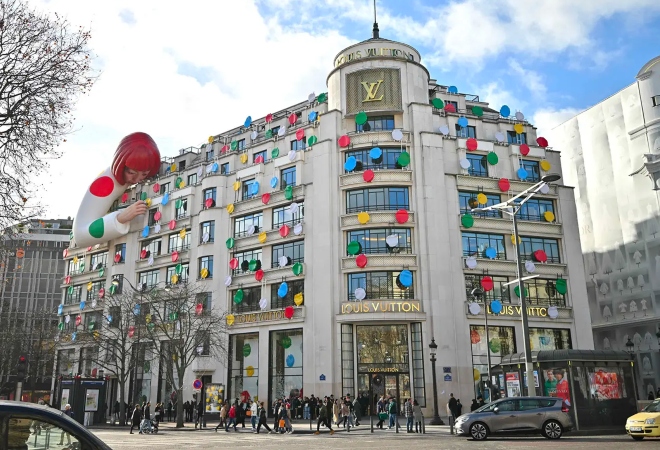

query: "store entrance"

left=359, top=372, right=410, bottom=415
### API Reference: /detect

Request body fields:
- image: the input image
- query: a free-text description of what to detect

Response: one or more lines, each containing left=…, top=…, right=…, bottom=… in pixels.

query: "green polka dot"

left=89, top=218, right=104, bottom=239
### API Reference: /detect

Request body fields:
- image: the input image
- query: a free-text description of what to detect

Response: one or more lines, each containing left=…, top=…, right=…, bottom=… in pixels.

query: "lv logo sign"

left=361, top=80, right=384, bottom=102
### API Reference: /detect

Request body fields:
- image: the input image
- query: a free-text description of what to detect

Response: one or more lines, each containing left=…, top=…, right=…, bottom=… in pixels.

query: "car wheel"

left=630, top=435, right=643, bottom=441
left=543, top=420, right=563, bottom=439
left=469, top=422, right=488, bottom=440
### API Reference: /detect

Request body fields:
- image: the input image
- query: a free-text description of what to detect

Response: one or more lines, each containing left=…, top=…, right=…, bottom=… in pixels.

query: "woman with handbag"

left=376, top=397, right=387, bottom=429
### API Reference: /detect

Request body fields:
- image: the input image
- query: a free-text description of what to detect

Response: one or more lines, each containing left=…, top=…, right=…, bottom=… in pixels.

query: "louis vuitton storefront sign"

left=346, top=68, right=402, bottom=115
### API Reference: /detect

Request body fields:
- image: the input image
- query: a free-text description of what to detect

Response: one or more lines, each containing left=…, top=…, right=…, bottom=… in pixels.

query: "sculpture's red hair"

left=111, top=132, right=161, bottom=185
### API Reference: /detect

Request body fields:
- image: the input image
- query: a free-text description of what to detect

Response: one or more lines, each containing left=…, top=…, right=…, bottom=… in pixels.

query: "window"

left=411, top=323, right=426, bottom=406
left=518, top=197, right=555, bottom=222
left=345, top=147, right=404, bottom=171
left=458, top=192, right=501, bottom=218
left=465, top=153, right=488, bottom=177
left=67, top=258, right=84, bottom=275
left=524, top=278, right=567, bottom=306
left=521, top=159, right=541, bottom=182
left=281, top=166, right=296, bottom=189
left=175, top=198, right=188, bottom=219
left=111, top=275, right=123, bottom=295
left=8, top=417, right=81, bottom=448
left=108, top=306, right=121, bottom=328
left=187, top=172, right=198, bottom=186
left=221, top=163, right=229, bottom=175
left=455, top=124, right=477, bottom=138
left=253, top=150, right=267, bottom=163
left=232, top=249, right=262, bottom=275
left=268, top=329, right=303, bottom=407
left=148, top=208, right=158, bottom=226
left=462, top=231, right=506, bottom=259
left=167, top=263, right=189, bottom=284
left=234, top=213, right=263, bottom=238
left=271, top=240, right=304, bottom=268
left=160, top=183, right=170, bottom=195
left=228, top=333, right=259, bottom=403
left=465, top=274, right=511, bottom=304
left=529, top=328, right=571, bottom=350
left=199, top=255, right=214, bottom=279
left=470, top=325, right=516, bottom=391
left=141, top=238, right=162, bottom=257
left=519, top=236, right=560, bottom=263
left=273, top=203, right=304, bottom=228
left=138, top=270, right=159, bottom=290
left=271, top=279, right=304, bottom=309
left=347, top=271, right=414, bottom=301
left=90, top=251, right=108, bottom=270
left=64, top=285, right=82, bottom=304
left=200, top=221, right=215, bottom=244
left=652, top=95, right=660, bottom=107
left=85, top=310, right=102, bottom=330
left=206, top=148, right=214, bottom=161
left=445, top=100, right=458, bottom=110
left=356, top=115, right=394, bottom=132
left=347, top=228, right=412, bottom=254
left=508, top=130, right=527, bottom=145
left=346, top=187, right=409, bottom=213
left=231, top=286, right=261, bottom=313
left=236, top=139, right=245, bottom=151
left=86, top=280, right=105, bottom=301
left=271, top=126, right=280, bottom=136
left=196, top=330, right=211, bottom=356
left=168, top=230, right=190, bottom=253
left=196, top=292, right=212, bottom=315
left=242, top=178, right=257, bottom=200
left=114, top=243, right=126, bottom=264
left=179, top=160, right=186, bottom=170
left=291, top=136, right=306, bottom=151
left=203, top=188, right=216, bottom=208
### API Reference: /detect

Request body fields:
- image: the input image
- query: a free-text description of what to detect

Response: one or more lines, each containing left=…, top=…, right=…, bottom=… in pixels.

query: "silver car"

left=455, top=396, right=573, bottom=440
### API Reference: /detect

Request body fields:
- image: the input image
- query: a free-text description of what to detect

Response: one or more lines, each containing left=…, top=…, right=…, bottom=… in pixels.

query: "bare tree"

left=140, top=282, right=228, bottom=427
left=0, top=0, right=96, bottom=250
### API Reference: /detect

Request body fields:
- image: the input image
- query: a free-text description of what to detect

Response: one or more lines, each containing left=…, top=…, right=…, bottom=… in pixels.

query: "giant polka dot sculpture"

left=73, top=133, right=161, bottom=247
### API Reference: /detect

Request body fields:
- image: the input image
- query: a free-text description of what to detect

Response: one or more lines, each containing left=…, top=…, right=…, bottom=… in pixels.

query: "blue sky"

left=28, top=0, right=660, bottom=218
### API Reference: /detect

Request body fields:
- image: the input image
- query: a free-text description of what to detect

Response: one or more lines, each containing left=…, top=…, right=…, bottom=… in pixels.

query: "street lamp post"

left=472, top=174, right=561, bottom=397
left=428, top=338, right=444, bottom=425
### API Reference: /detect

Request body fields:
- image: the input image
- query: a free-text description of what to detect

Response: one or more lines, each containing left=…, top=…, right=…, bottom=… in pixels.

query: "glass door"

left=370, top=373, right=385, bottom=414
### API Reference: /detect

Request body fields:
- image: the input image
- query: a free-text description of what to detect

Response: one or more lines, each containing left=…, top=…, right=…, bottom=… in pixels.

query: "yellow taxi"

left=626, top=399, right=660, bottom=440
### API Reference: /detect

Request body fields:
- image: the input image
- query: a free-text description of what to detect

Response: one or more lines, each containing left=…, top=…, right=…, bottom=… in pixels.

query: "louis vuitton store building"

left=58, top=31, right=594, bottom=415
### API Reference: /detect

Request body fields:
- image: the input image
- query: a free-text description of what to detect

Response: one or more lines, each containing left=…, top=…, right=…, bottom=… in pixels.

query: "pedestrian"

left=256, top=402, right=273, bottom=434
left=225, top=402, right=238, bottom=432
left=413, top=399, right=423, bottom=433
left=339, top=397, right=353, bottom=431
left=376, top=396, right=386, bottom=429
left=388, top=397, right=398, bottom=430
left=250, top=400, right=258, bottom=430
left=195, top=400, right=204, bottom=429
left=405, top=398, right=414, bottom=433
left=58, top=404, right=74, bottom=444
left=154, top=403, right=161, bottom=426
left=332, top=398, right=340, bottom=425
left=456, top=399, right=463, bottom=417
left=129, top=404, right=142, bottom=434
left=314, top=399, right=335, bottom=435
left=477, top=396, right=485, bottom=407
left=273, top=399, right=282, bottom=432
left=448, top=393, right=457, bottom=421
left=353, top=396, right=362, bottom=426
left=166, top=401, right=172, bottom=422
left=470, top=399, right=479, bottom=412
left=113, top=400, right=120, bottom=423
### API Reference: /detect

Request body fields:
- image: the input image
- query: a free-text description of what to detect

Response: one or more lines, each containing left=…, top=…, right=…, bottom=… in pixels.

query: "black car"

left=0, top=400, right=112, bottom=449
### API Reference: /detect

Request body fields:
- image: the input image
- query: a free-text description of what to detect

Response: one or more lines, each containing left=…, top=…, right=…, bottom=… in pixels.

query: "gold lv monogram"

left=361, top=80, right=384, bottom=102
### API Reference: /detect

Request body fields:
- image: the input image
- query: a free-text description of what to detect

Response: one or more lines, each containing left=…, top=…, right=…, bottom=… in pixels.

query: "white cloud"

left=532, top=107, right=583, bottom=141
left=27, top=0, right=352, bottom=218
left=508, top=60, right=547, bottom=102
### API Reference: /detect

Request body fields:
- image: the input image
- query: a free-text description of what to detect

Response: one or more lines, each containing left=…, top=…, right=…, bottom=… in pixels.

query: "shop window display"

left=269, top=329, right=303, bottom=407
left=228, top=333, right=259, bottom=403
left=469, top=325, right=516, bottom=400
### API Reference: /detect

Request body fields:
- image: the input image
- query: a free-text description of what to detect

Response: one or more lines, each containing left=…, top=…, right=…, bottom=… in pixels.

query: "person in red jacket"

left=225, top=402, right=238, bottom=432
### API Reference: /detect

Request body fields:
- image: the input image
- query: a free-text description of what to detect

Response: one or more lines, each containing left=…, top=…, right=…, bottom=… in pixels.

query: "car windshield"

left=642, top=400, right=660, bottom=412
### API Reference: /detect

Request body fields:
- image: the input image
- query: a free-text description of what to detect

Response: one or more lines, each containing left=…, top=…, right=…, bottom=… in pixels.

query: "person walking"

left=195, top=400, right=204, bottom=429
left=448, top=393, right=457, bottom=422
left=225, top=402, right=238, bottom=432
left=166, top=401, right=172, bottom=422
left=352, top=396, right=362, bottom=426
left=339, top=398, right=353, bottom=431
left=412, top=399, right=423, bottom=433
left=58, top=404, right=74, bottom=445
left=332, top=398, right=340, bottom=425
left=129, top=404, right=142, bottom=434
left=113, top=400, right=120, bottom=423
left=256, top=402, right=273, bottom=434
left=250, top=400, right=258, bottom=430
left=215, top=402, right=227, bottom=432
left=388, top=397, right=398, bottom=430
left=376, top=396, right=386, bottom=429
left=314, top=399, right=335, bottom=435
left=456, top=399, right=463, bottom=417
left=405, top=398, right=414, bottom=433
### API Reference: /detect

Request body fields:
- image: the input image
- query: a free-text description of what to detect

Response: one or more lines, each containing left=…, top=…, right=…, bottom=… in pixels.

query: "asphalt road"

left=91, top=425, right=656, bottom=450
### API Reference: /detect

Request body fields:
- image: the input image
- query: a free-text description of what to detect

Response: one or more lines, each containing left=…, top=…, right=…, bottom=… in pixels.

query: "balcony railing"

left=346, top=203, right=409, bottom=214
left=347, top=287, right=414, bottom=302
left=271, top=256, right=304, bottom=269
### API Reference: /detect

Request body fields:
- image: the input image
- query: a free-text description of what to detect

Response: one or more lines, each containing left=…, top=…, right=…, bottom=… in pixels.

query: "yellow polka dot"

left=511, top=234, right=521, bottom=245
left=357, top=212, right=370, bottom=224
left=240, top=153, right=248, bottom=164
left=226, top=203, right=235, bottom=214
left=544, top=211, right=555, bottom=222
left=477, top=193, right=487, bottom=204
left=170, top=163, right=177, bottom=172
left=258, top=231, right=267, bottom=243
left=233, top=181, right=240, bottom=191
left=540, top=160, right=551, bottom=171
left=208, top=136, right=214, bottom=144
left=514, top=123, right=524, bottom=134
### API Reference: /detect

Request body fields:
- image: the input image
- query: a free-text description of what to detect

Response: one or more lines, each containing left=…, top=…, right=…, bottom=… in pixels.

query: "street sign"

left=444, top=374, right=452, bottom=382
left=443, top=367, right=451, bottom=373
left=192, top=379, right=202, bottom=390
left=319, top=374, right=326, bottom=381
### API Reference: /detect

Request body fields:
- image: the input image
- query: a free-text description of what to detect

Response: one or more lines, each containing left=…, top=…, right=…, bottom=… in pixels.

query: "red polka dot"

left=89, top=176, right=115, bottom=197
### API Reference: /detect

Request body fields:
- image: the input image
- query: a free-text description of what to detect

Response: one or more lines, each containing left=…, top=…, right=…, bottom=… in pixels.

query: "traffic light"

left=16, top=355, right=27, bottom=380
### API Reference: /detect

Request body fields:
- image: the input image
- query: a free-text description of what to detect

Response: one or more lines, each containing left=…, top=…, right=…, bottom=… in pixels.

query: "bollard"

left=395, top=415, right=399, bottom=433
left=370, top=412, right=374, bottom=433
left=449, top=416, right=455, bottom=435
left=421, top=414, right=425, bottom=434
left=309, top=415, right=312, bottom=431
